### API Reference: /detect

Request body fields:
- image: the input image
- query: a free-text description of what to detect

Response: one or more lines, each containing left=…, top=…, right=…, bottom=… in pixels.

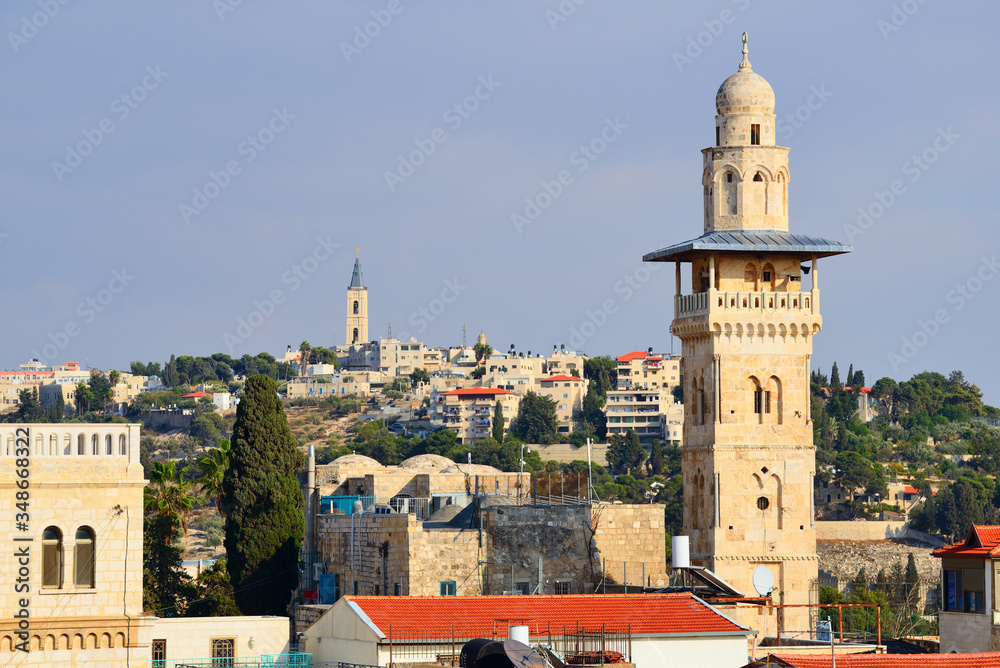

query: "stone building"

left=0, top=424, right=295, bottom=666
left=429, top=387, right=520, bottom=443
left=616, top=351, right=682, bottom=392
left=346, top=250, right=369, bottom=345
left=643, top=35, right=851, bottom=635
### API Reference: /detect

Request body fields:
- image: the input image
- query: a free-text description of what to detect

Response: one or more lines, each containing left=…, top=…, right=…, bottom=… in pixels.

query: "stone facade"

left=346, top=254, right=369, bottom=346
left=645, top=37, right=851, bottom=636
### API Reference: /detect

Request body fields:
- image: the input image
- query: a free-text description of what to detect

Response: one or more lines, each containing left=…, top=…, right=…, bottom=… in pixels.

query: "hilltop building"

left=643, top=35, right=851, bottom=634
left=346, top=249, right=369, bottom=346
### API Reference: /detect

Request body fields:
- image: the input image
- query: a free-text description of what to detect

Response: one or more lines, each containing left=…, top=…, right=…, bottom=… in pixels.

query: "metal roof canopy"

left=643, top=230, right=852, bottom=262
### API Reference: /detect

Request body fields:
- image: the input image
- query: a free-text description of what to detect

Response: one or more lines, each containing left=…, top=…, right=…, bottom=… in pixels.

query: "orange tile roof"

left=181, top=391, right=211, bottom=398
left=540, top=375, right=583, bottom=383
left=343, top=593, right=747, bottom=638
left=933, top=525, right=1000, bottom=560
left=616, top=352, right=647, bottom=363
left=442, top=388, right=514, bottom=397
left=761, top=653, right=1000, bottom=667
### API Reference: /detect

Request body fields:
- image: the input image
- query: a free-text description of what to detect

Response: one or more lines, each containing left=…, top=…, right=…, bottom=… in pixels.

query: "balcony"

left=676, top=289, right=816, bottom=317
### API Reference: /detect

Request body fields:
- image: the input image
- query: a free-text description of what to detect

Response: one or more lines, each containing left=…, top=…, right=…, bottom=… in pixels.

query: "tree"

left=905, top=553, right=919, bottom=602
left=648, top=439, right=664, bottom=476
left=222, top=374, right=305, bottom=616
left=10, top=388, right=45, bottom=423
left=509, top=391, right=559, bottom=443
left=75, top=382, right=91, bottom=416
left=473, top=341, right=493, bottom=366
left=846, top=364, right=855, bottom=387
left=197, top=439, right=231, bottom=516
left=830, top=362, right=841, bottom=388
left=606, top=429, right=646, bottom=473
left=492, top=400, right=505, bottom=443
left=185, top=559, right=240, bottom=617
left=145, top=460, right=199, bottom=536
left=935, top=487, right=958, bottom=540
left=88, top=371, right=113, bottom=410
left=583, top=356, right=617, bottom=397
left=162, top=355, right=180, bottom=388
left=46, top=391, right=65, bottom=422
left=581, top=385, right=606, bottom=438
left=410, top=368, right=430, bottom=387
left=143, top=512, right=195, bottom=615
left=298, top=341, right=312, bottom=377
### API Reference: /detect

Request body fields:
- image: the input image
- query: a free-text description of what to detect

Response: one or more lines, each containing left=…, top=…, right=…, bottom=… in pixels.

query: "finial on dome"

left=740, top=32, right=751, bottom=70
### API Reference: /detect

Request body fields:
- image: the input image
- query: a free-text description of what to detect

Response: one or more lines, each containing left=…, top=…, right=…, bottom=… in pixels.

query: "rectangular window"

left=945, top=570, right=962, bottom=611
left=515, top=581, right=530, bottom=595
left=394, top=583, right=401, bottom=596
left=152, top=640, right=166, bottom=668
left=74, top=539, right=95, bottom=587
left=211, top=638, right=235, bottom=668
left=751, top=124, right=760, bottom=145
left=441, top=581, right=457, bottom=596
left=554, top=582, right=571, bottom=595
left=753, top=389, right=762, bottom=415
left=764, top=391, right=771, bottom=414
left=716, top=126, right=720, bottom=146
left=353, top=580, right=359, bottom=595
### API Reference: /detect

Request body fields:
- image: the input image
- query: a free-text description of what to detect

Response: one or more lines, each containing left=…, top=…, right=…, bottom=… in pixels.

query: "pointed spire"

left=739, top=32, right=751, bottom=70
left=349, top=251, right=365, bottom=289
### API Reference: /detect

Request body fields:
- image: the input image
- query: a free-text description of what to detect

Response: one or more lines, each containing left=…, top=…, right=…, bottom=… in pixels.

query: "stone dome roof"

left=329, top=454, right=385, bottom=470
left=440, top=463, right=501, bottom=475
left=398, top=453, right=456, bottom=472
left=715, top=34, right=774, bottom=115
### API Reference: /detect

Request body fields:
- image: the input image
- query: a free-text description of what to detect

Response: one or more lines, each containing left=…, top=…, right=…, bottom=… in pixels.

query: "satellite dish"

left=504, top=639, right=550, bottom=668
left=752, top=566, right=775, bottom=596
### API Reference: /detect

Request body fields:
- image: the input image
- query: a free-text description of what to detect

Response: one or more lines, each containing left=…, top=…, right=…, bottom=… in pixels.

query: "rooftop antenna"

left=388, top=322, right=392, bottom=339
left=462, top=324, right=467, bottom=348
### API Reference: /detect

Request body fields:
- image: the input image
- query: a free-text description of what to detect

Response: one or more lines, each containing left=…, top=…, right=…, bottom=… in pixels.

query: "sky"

left=2, top=1, right=998, bottom=404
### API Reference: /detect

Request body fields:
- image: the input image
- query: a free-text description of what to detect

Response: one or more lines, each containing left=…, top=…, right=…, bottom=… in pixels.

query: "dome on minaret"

left=715, top=33, right=774, bottom=115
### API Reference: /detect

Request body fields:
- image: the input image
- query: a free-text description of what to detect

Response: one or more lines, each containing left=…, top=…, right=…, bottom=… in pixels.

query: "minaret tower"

left=346, top=248, right=368, bottom=346
left=644, top=35, right=851, bottom=635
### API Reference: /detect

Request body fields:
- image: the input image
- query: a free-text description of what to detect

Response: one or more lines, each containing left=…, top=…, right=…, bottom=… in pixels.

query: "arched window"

left=352, top=327, right=359, bottom=343
left=119, top=434, right=127, bottom=456
left=105, top=435, right=113, bottom=455
left=721, top=171, right=737, bottom=216
left=753, top=172, right=763, bottom=182
left=63, top=434, right=71, bottom=455
left=77, top=434, right=85, bottom=456
left=42, top=527, right=63, bottom=588
left=91, top=434, right=99, bottom=456
left=74, top=527, right=95, bottom=588
left=49, top=434, right=57, bottom=456
left=749, top=376, right=764, bottom=424
left=767, top=376, right=783, bottom=425
left=353, top=300, right=360, bottom=315
left=762, top=263, right=776, bottom=291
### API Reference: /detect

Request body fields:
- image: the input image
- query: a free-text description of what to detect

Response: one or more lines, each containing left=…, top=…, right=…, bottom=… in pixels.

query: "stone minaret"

left=644, top=34, right=851, bottom=636
left=346, top=249, right=368, bottom=346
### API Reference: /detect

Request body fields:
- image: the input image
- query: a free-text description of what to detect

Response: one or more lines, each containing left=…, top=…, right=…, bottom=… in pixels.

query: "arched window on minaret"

left=744, top=262, right=758, bottom=291
left=767, top=376, right=783, bottom=425
left=352, top=327, right=359, bottom=343
left=353, top=300, right=359, bottom=315
left=722, top=171, right=737, bottom=216
left=749, top=376, right=764, bottom=424
left=762, top=263, right=776, bottom=291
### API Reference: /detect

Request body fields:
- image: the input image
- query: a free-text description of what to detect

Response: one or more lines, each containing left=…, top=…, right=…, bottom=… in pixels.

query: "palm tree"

left=197, top=440, right=231, bottom=517
left=145, top=460, right=199, bottom=536
left=299, top=340, right=312, bottom=378
left=74, top=382, right=91, bottom=416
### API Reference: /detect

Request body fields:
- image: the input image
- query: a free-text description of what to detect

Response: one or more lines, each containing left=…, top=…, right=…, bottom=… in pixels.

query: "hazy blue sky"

left=3, top=2, right=998, bottom=404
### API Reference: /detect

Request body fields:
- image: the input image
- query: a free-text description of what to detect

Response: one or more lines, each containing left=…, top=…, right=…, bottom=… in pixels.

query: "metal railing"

left=168, top=653, right=312, bottom=668
left=676, top=289, right=815, bottom=316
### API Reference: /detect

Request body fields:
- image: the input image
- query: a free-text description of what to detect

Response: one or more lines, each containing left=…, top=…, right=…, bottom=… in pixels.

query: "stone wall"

left=816, top=521, right=946, bottom=543
left=531, top=442, right=609, bottom=465
left=593, top=504, right=668, bottom=587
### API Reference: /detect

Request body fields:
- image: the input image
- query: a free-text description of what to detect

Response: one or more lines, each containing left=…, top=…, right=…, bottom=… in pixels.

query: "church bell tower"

left=644, top=35, right=851, bottom=635
left=346, top=249, right=368, bottom=346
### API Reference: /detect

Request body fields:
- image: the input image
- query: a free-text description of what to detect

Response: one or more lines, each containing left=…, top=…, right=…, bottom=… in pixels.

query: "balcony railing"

left=161, top=653, right=312, bottom=668
left=676, top=289, right=815, bottom=316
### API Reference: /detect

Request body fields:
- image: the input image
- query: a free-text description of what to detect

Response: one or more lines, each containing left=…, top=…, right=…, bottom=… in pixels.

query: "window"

left=119, top=434, right=127, bottom=455
left=353, top=581, right=359, bottom=595
left=515, top=581, right=531, bottom=595
left=945, top=570, right=962, bottom=611
left=726, top=172, right=733, bottom=183
left=441, top=581, right=457, bottom=596
left=92, top=434, right=98, bottom=455
left=352, top=327, right=359, bottom=343
left=42, top=526, right=63, bottom=588
left=751, top=123, right=760, bottom=145
left=753, top=389, right=763, bottom=415
left=394, top=583, right=401, bottom=596
left=106, top=434, right=113, bottom=455
left=211, top=638, right=235, bottom=667
left=554, top=582, right=571, bottom=595
left=353, top=300, right=359, bottom=315
left=74, top=527, right=95, bottom=587
left=152, top=640, right=167, bottom=668
left=762, top=271, right=772, bottom=282
left=753, top=172, right=763, bottom=182
left=756, top=496, right=770, bottom=511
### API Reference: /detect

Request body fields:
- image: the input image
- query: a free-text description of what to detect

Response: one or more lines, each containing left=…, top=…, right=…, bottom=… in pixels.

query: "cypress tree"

left=223, top=374, right=304, bottom=615
left=492, top=400, right=505, bottom=444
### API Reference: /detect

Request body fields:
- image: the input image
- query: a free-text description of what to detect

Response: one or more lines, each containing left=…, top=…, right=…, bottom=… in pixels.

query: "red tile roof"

left=540, top=375, right=583, bottom=383
left=616, top=352, right=647, bottom=363
left=181, top=391, right=211, bottom=398
left=442, top=388, right=514, bottom=397
left=759, top=653, right=1000, bottom=668
left=343, top=593, right=747, bottom=638
left=933, top=525, right=1000, bottom=560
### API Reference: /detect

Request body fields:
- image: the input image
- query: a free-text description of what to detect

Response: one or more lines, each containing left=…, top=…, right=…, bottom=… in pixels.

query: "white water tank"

left=672, top=536, right=690, bottom=569
left=509, top=625, right=529, bottom=645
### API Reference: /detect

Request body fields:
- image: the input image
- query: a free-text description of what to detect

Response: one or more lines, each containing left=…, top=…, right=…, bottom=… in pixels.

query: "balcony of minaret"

left=671, top=254, right=823, bottom=322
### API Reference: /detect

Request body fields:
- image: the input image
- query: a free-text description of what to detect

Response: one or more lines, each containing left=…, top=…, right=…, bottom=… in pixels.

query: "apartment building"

left=616, top=351, right=681, bottom=391
left=429, top=387, right=519, bottom=443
